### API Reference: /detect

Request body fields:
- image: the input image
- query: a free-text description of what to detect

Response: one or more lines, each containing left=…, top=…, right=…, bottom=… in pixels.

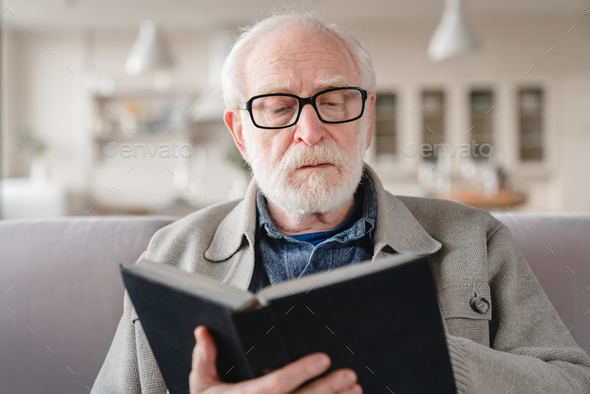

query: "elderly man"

left=93, top=13, right=590, bottom=394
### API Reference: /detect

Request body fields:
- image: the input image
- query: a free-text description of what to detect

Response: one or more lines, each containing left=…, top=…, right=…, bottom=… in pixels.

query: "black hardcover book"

left=120, top=254, right=457, bottom=394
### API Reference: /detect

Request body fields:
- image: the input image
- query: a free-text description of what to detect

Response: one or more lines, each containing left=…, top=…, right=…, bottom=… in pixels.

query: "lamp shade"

left=126, top=20, right=174, bottom=75
left=427, top=0, right=479, bottom=62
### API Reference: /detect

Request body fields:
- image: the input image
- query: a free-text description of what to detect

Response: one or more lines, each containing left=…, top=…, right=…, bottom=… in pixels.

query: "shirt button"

left=266, top=231, right=279, bottom=240
left=470, top=296, right=490, bottom=314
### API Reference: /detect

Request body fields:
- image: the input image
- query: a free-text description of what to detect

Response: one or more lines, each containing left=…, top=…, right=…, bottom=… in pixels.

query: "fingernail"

left=314, top=355, right=330, bottom=371
left=341, top=371, right=356, bottom=386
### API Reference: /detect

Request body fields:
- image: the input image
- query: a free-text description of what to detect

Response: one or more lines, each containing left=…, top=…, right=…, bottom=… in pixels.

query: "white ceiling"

left=2, top=0, right=589, bottom=32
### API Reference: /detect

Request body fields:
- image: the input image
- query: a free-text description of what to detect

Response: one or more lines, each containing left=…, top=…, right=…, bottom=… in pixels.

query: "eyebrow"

left=251, top=75, right=354, bottom=97
left=314, top=75, right=354, bottom=90
left=252, top=82, right=295, bottom=97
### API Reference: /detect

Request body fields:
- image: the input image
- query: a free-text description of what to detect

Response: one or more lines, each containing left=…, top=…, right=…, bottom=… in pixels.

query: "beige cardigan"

left=92, top=164, right=590, bottom=393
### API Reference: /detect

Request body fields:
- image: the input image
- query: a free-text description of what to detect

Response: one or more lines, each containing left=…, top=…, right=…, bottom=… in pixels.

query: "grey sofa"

left=1, top=213, right=589, bottom=394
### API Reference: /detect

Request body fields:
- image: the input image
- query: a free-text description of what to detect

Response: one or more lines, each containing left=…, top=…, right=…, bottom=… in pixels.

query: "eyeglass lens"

left=251, top=88, right=363, bottom=128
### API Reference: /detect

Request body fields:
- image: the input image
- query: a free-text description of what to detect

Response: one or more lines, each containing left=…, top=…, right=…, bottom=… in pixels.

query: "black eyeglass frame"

left=238, top=87, right=368, bottom=130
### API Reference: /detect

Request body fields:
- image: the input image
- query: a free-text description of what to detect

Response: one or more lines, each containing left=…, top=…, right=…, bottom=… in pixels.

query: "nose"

left=293, top=103, right=327, bottom=146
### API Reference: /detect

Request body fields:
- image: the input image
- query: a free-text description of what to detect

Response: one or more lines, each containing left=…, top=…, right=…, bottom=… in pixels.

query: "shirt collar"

left=205, top=163, right=441, bottom=262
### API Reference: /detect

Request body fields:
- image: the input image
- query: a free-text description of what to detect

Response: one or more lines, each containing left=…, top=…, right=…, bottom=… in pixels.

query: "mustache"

left=275, top=140, right=348, bottom=173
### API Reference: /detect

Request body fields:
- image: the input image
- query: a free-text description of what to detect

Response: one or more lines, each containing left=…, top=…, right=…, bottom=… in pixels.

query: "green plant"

left=13, top=128, right=47, bottom=156
left=225, top=142, right=249, bottom=172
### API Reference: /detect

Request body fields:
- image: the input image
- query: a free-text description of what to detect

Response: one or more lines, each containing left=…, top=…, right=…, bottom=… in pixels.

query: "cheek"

left=331, top=125, right=363, bottom=157
left=267, top=131, right=295, bottom=163
left=246, top=128, right=293, bottom=165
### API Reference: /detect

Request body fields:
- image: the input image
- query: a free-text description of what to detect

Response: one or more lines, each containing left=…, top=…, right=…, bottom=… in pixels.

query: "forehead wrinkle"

left=252, top=71, right=355, bottom=97
left=244, top=32, right=358, bottom=98
left=262, top=51, right=348, bottom=68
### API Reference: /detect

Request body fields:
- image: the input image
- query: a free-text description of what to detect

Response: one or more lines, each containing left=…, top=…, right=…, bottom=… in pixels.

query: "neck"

left=265, top=193, right=357, bottom=236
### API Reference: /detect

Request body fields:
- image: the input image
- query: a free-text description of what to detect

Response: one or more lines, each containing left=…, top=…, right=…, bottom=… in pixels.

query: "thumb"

left=192, top=326, right=220, bottom=385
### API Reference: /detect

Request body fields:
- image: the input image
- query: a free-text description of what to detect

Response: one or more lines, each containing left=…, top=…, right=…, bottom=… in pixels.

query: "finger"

left=192, top=326, right=220, bottom=383
left=295, top=369, right=357, bottom=394
left=189, top=327, right=208, bottom=393
left=339, top=384, right=362, bottom=394
left=239, top=353, right=331, bottom=394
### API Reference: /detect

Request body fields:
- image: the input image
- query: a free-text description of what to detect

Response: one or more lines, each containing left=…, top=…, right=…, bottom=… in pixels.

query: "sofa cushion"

left=493, top=213, right=590, bottom=355
left=0, top=215, right=177, bottom=394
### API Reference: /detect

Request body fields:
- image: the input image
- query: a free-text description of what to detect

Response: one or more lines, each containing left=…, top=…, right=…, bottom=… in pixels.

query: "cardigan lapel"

left=204, top=177, right=258, bottom=262
left=364, top=164, right=442, bottom=257
left=203, top=177, right=258, bottom=290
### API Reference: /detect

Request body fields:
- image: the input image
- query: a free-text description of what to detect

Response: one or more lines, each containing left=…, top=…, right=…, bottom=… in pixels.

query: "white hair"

left=221, top=12, right=376, bottom=108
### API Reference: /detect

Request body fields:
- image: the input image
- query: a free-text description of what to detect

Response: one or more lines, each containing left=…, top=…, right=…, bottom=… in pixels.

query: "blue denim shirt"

left=248, top=174, right=377, bottom=292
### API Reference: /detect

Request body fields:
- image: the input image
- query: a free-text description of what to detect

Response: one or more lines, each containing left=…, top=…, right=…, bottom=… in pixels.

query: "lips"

left=300, top=163, right=331, bottom=169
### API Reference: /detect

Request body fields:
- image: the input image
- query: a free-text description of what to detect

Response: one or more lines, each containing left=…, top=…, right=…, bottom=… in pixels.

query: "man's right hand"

left=189, top=326, right=362, bottom=394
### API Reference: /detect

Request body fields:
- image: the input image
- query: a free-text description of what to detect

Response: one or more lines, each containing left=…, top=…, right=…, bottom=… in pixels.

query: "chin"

left=289, top=165, right=339, bottom=186
left=268, top=167, right=361, bottom=216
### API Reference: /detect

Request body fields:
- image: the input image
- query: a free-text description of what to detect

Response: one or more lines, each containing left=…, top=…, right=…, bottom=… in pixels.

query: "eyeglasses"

left=238, top=87, right=368, bottom=130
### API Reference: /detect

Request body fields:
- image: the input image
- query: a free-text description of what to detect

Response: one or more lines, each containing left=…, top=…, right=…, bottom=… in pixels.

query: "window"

left=469, top=90, right=494, bottom=158
left=518, top=88, right=543, bottom=161
left=374, top=93, right=397, bottom=156
left=422, top=90, right=445, bottom=150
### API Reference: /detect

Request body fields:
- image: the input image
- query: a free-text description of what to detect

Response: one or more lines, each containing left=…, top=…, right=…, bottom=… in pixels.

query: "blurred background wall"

left=1, top=0, right=589, bottom=219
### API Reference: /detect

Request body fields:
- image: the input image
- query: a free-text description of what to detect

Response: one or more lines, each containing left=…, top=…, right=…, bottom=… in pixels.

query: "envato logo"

left=103, top=141, right=194, bottom=158
left=403, top=140, right=493, bottom=158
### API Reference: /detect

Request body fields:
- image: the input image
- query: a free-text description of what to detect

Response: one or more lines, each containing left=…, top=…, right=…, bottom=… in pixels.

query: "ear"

left=224, top=108, right=250, bottom=163
left=364, top=92, right=377, bottom=150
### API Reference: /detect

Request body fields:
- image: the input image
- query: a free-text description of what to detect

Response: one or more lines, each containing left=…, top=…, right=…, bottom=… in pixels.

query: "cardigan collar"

left=205, top=163, right=441, bottom=262
left=364, top=164, right=442, bottom=255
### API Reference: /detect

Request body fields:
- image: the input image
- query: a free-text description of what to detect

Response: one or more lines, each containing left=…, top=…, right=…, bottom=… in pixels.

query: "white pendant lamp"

left=427, top=0, right=479, bottom=62
left=126, top=20, right=174, bottom=75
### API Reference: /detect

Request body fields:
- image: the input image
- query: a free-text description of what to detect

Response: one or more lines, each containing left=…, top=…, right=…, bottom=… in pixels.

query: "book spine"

left=231, top=307, right=291, bottom=378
